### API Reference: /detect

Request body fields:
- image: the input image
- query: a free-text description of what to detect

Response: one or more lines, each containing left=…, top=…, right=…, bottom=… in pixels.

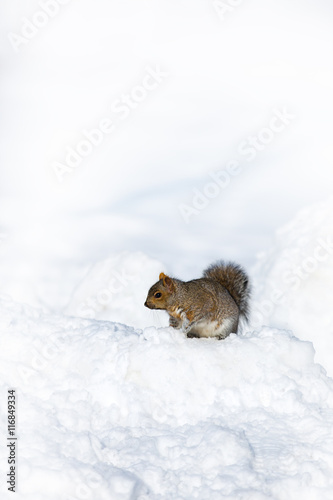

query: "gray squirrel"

left=144, top=261, right=250, bottom=339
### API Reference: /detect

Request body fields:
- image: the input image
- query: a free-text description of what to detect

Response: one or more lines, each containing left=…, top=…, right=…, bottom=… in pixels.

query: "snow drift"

left=2, top=195, right=332, bottom=499
left=252, top=197, right=333, bottom=376
left=1, top=293, right=333, bottom=499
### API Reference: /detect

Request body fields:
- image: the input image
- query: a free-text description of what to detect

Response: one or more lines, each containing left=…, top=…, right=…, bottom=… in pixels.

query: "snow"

left=2, top=295, right=333, bottom=499
left=252, top=197, right=333, bottom=376
left=65, top=251, right=168, bottom=328
left=1, top=0, right=333, bottom=498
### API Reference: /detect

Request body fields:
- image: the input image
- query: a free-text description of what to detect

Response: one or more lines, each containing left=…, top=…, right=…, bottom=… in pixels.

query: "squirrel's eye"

left=154, top=292, right=162, bottom=298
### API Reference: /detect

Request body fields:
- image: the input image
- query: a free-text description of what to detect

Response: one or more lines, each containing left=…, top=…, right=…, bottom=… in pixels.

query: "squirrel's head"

left=144, top=272, right=176, bottom=310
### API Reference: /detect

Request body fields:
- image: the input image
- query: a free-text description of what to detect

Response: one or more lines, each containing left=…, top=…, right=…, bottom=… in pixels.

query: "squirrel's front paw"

left=181, top=316, right=193, bottom=334
left=169, top=317, right=181, bottom=329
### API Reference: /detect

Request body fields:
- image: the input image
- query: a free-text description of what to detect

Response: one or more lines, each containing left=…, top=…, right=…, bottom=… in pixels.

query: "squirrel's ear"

left=163, top=276, right=175, bottom=291
left=159, top=272, right=174, bottom=291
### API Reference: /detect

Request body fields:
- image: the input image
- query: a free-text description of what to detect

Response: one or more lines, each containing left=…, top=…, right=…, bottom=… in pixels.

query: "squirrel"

left=144, top=261, right=250, bottom=339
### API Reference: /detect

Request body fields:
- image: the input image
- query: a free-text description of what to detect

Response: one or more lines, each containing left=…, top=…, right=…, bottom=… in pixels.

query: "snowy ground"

left=1, top=1, right=333, bottom=499
left=1, top=292, right=333, bottom=500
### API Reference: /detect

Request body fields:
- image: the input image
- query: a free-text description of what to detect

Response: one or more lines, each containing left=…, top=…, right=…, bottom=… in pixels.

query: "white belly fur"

left=191, top=317, right=235, bottom=338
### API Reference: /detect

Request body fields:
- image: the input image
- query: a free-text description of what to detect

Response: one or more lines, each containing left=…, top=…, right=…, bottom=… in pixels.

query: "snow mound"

left=251, top=197, right=333, bottom=376
left=65, top=251, right=168, bottom=328
left=1, top=297, right=333, bottom=499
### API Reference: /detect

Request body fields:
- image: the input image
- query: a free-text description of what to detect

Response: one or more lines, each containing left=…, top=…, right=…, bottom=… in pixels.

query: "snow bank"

left=1, top=296, right=333, bottom=499
left=251, top=197, right=333, bottom=376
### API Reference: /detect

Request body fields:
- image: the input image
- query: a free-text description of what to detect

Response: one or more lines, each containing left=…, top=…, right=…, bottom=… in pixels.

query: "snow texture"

left=1, top=293, right=333, bottom=500
left=252, top=197, right=333, bottom=376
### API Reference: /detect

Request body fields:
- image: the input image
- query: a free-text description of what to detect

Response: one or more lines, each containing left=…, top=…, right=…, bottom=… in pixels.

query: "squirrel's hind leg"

left=187, top=331, right=200, bottom=338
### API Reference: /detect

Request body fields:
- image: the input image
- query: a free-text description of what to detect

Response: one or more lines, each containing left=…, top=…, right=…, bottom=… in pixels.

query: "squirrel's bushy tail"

left=203, top=261, right=251, bottom=321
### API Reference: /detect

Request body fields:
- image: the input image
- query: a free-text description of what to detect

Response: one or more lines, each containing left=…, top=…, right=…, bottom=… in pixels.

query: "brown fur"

left=144, top=261, right=250, bottom=339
